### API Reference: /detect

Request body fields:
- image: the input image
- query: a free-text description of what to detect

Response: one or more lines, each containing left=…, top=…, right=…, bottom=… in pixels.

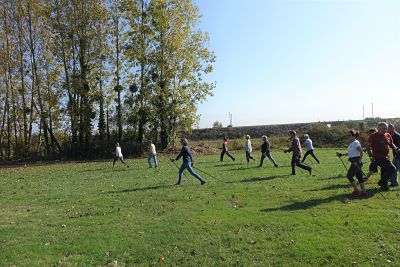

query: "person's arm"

left=365, top=141, right=374, bottom=161
left=175, top=147, right=184, bottom=161
left=356, top=146, right=363, bottom=163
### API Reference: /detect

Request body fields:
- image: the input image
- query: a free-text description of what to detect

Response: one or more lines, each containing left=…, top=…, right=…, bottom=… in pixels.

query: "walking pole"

left=170, top=159, right=194, bottom=185
left=193, top=165, right=225, bottom=183
left=336, top=153, right=348, bottom=173
left=302, top=161, right=323, bottom=176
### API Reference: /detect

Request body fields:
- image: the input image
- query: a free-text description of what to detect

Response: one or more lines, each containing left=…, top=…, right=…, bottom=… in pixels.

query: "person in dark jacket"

left=258, top=135, right=278, bottom=167
left=388, top=123, right=400, bottom=185
left=171, top=138, right=205, bottom=185
left=220, top=137, right=235, bottom=162
left=284, top=130, right=312, bottom=175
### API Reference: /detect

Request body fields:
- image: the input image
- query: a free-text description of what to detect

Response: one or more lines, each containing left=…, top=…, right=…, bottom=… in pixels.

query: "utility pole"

left=371, top=103, right=374, bottom=118
left=363, top=105, right=364, bottom=120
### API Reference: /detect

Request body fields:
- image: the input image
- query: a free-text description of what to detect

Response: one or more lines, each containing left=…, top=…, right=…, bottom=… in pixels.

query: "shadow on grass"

left=318, top=175, right=346, bottom=180
left=261, top=188, right=383, bottom=212
left=214, top=162, right=243, bottom=167
left=227, top=175, right=290, bottom=184
left=102, top=184, right=174, bottom=194
left=307, top=183, right=349, bottom=191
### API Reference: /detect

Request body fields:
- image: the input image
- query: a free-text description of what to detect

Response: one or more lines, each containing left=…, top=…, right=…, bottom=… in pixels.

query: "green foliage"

left=1, top=150, right=399, bottom=265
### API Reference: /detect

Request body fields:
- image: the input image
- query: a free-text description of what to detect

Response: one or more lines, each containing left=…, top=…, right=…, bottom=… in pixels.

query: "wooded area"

left=0, top=0, right=215, bottom=160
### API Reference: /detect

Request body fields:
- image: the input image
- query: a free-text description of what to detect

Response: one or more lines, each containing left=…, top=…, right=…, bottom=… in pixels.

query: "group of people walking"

left=337, top=122, right=400, bottom=196
left=112, top=121, right=400, bottom=197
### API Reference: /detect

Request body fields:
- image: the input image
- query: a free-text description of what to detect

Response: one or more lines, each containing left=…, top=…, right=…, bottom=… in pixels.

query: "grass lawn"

left=1, top=148, right=399, bottom=266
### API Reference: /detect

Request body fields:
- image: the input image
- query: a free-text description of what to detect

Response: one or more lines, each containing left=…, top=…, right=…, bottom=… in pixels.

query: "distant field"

left=1, top=149, right=399, bottom=266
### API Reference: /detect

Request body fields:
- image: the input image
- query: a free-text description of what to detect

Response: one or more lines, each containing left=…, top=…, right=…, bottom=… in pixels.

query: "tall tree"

left=149, top=0, right=215, bottom=148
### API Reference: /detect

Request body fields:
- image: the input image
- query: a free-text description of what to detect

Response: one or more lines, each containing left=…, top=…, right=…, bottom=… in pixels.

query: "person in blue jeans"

left=171, top=138, right=206, bottom=185
left=148, top=143, right=158, bottom=170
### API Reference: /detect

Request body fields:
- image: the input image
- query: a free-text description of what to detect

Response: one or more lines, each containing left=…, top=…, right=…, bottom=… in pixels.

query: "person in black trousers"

left=284, top=130, right=311, bottom=175
left=258, top=135, right=278, bottom=167
left=301, top=134, right=320, bottom=164
left=220, top=137, right=235, bottom=162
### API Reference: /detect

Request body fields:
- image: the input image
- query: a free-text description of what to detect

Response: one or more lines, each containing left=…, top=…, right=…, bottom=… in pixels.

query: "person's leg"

left=364, top=161, right=377, bottom=181
left=154, top=154, right=158, bottom=169
left=390, top=158, right=399, bottom=185
left=355, top=168, right=367, bottom=194
left=227, top=151, right=235, bottom=161
left=377, top=159, right=394, bottom=190
left=259, top=152, right=266, bottom=167
left=220, top=151, right=225, bottom=161
left=267, top=151, right=278, bottom=167
left=248, top=152, right=255, bottom=161
left=177, top=163, right=186, bottom=184
left=301, top=150, right=311, bottom=163
left=148, top=154, right=152, bottom=168
left=186, top=163, right=205, bottom=184
left=295, top=156, right=312, bottom=174
left=291, top=155, right=296, bottom=175
left=120, top=156, right=129, bottom=167
left=246, top=151, right=250, bottom=163
left=113, top=157, right=118, bottom=167
left=310, top=150, right=320, bottom=164
left=347, top=164, right=359, bottom=194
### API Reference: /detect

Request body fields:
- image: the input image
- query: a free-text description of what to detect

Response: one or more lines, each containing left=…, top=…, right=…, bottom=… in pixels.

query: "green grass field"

left=1, top=148, right=399, bottom=266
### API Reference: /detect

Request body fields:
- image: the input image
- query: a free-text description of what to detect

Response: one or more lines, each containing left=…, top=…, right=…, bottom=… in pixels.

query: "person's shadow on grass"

left=102, top=184, right=174, bottom=194
left=260, top=188, right=382, bottom=212
left=227, top=175, right=290, bottom=184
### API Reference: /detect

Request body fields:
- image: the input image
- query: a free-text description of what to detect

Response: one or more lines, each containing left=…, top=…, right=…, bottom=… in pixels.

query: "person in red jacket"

left=365, top=122, right=400, bottom=191
left=220, top=137, right=235, bottom=162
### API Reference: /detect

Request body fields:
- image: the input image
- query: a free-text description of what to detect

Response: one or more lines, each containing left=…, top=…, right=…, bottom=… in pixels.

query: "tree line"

left=0, top=0, right=215, bottom=160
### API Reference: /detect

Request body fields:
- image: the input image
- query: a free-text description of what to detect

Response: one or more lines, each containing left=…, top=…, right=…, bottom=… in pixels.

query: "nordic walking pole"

left=336, top=153, right=348, bottom=173
left=170, top=159, right=194, bottom=184
left=193, top=165, right=225, bottom=183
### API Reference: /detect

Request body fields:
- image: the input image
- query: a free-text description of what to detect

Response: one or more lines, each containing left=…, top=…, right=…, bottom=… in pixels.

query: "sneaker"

left=201, top=181, right=206, bottom=185
left=175, top=182, right=181, bottom=186
left=308, top=168, right=312, bottom=175
left=350, top=190, right=360, bottom=197
left=380, top=186, right=390, bottom=192
left=389, top=183, right=399, bottom=187
left=274, top=164, right=279, bottom=168
left=360, top=191, right=368, bottom=197
left=291, top=173, right=296, bottom=176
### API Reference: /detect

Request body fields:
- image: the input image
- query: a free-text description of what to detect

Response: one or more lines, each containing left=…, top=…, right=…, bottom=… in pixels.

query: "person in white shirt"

left=336, top=130, right=367, bottom=197
left=113, top=143, right=129, bottom=168
left=245, top=135, right=255, bottom=163
left=301, top=134, right=320, bottom=164
left=148, top=143, right=158, bottom=169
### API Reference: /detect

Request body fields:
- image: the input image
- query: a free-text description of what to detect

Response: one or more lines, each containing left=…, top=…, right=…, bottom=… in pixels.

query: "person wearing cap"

left=258, top=135, right=278, bottom=168
left=284, top=130, right=312, bottom=175
left=171, top=138, right=205, bottom=185
left=301, top=134, right=320, bottom=164
left=244, top=135, right=256, bottom=163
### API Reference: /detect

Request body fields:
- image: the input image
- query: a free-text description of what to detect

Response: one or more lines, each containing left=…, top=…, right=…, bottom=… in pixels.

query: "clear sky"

left=194, top=0, right=400, bottom=128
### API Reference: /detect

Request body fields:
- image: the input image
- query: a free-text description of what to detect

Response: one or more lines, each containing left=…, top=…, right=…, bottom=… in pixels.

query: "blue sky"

left=195, top=0, right=400, bottom=128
